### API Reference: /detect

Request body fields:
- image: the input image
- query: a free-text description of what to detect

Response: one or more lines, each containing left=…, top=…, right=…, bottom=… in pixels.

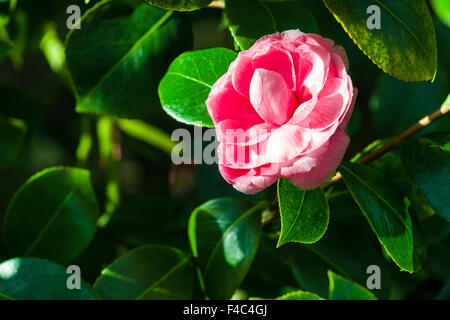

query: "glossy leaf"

left=0, top=258, right=98, bottom=300
left=401, top=138, right=450, bottom=221
left=328, top=271, right=377, bottom=300
left=288, top=194, right=391, bottom=299
left=276, top=290, right=324, bottom=300
left=323, top=0, right=437, bottom=81
left=94, top=245, right=194, bottom=300
left=159, top=47, right=237, bottom=127
left=3, top=167, right=100, bottom=264
left=0, top=116, right=26, bottom=170
left=188, top=198, right=264, bottom=299
left=277, top=178, right=329, bottom=246
left=147, top=0, right=211, bottom=11
left=226, top=0, right=319, bottom=50
left=431, top=0, right=450, bottom=28
left=340, top=162, right=426, bottom=272
left=65, top=1, right=192, bottom=118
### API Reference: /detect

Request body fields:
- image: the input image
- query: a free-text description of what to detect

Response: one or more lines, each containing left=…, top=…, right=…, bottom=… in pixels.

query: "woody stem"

left=322, top=101, right=450, bottom=190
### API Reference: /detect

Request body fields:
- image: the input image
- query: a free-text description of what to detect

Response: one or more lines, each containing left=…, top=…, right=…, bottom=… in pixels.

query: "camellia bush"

left=0, top=0, right=449, bottom=301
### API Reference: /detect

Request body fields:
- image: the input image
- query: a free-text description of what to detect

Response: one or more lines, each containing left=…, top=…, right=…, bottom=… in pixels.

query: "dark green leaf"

left=3, top=167, right=100, bottom=264
left=226, top=0, right=319, bottom=50
left=340, top=162, right=426, bottom=272
left=106, top=196, right=190, bottom=251
left=401, top=138, right=450, bottom=221
left=240, top=235, right=298, bottom=299
left=0, top=40, right=12, bottom=61
left=188, top=198, right=264, bottom=299
left=425, top=235, right=450, bottom=281
left=328, top=271, right=377, bottom=300
left=0, top=257, right=98, bottom=300
left=369, top=73, right=447, bottom=138
left=65, top=1, right=192, bottom=118
left=437, top=281, right=450, bottom=300
left=323, top=0, right=437, bottom=81
left=159, top=47, right=237, bottom=127
left=277, top=178, right=329, bottom=246
left=147, top=0, right=211, bottom=11
left=288, top=194, right=391, bottom=299
left=93, top=245, right=195, bottom=299
left=0, top=116, right=26, bottom=170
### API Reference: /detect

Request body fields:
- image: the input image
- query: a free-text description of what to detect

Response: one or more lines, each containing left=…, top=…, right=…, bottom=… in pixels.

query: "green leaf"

left=323, top=0, right=437, bottom=81
left=340, top=162, right=426, bottom=272
left=0, top=116, right=26, bottom=170
left=287, top=194, right=391, bottom=299
left=400, top=138, right=450, bottom=221
left=0, top=257, right=98, bottom=300
left=188, top=198, right=265, bottom=299
left=369, top=73, right=447, bottom=138
left=275, top=290, right=325, bottom=300
left=147, top=0, right=211, bottom=11
left=328, top=271, right=377, bottom=300
left=226, top=0, right=319, bottom=50
left=65, top=0, right=192, bottom=119
left=93, top=245, right=195, bottom=299
left=159, top=47, right=237, bottom=127
left=277, top=178, right=329, bottom=246
left=3, top=167, right=100, bottom=264
left=431, top=0, right=450, bottom=28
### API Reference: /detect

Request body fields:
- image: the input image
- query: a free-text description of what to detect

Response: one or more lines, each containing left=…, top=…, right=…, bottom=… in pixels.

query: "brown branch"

left=208, top=1, right=225, bottom=9
left=322, top=101, right=450, bottom=189
left=263, top=100, right=449, bottom=227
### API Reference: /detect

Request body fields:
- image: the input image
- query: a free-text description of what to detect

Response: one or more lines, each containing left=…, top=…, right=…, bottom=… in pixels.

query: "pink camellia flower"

left=206, top=30, right=357, bottom=194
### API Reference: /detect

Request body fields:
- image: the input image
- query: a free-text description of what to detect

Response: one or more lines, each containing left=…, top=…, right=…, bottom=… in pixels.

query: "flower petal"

left=219, top=163, right=279, bottom=194
left=285, top=129, right=350, bottom=190
left=249, top=69, right=297, bottom=125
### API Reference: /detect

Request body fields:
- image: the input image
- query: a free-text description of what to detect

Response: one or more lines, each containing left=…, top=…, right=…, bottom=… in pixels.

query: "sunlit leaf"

left=277, top=178, right=329, bottom=246
left=323, top=0, right=437, bottom=81
left=146, top=0, right=211, bottom=11
left=0, top=257, right=98, bottom=300
left=159, top=47, right=237, bottom=127
left=328, top=271, right=377, bottom=300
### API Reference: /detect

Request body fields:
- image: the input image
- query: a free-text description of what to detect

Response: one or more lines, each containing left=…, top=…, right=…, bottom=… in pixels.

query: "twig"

left=322, top=101, right=450, bottom=189
left=263, top=101, right=449, bottom=227
left=208, top=1, right=225, bottom=9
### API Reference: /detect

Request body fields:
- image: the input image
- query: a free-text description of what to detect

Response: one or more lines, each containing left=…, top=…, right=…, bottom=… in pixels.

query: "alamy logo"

left=66, top=5, right=81, bottom=30
left=366, top=265, right=381, bottom=290
left=366, top=5, right=381, bottom=30
left=66, top=265, right=81, bottom=290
